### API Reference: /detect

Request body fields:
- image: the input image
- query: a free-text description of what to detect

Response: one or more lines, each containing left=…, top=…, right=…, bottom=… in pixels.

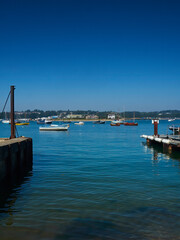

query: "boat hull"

left=15, top=122, right=30, bottom=126
left=39, top=124, right=69, bottom=131
left=74, top=122, right=84, bottom=125
left=124, top=122, right=138, bottom=126
left=110, top=123, right=121, bottom=126
left=93, top=121, right=105, bottom=124
left=37, top=121, right=45, bottom=124
left=39, top=127, right=68, bottom=131
left=2, top=120, right=10, bottom=124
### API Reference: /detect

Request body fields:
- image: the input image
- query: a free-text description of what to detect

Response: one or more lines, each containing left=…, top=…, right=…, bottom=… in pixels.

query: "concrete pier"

left=0, top=137, right=33, bottom=185
left=141, top=134, right=180, bottom=153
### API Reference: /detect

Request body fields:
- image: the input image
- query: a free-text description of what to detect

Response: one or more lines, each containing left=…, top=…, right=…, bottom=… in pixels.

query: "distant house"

left=107, top=114, right=115, bottom=120
left=66, top=114, right=84, bottom=119
left=86, top=115, right=99, bottom=120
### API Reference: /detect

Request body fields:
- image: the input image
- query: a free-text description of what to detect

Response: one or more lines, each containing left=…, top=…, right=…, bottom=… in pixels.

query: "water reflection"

left=142, top=141, right=180, bottom=163
left=0, top=170, right=32, bottom=224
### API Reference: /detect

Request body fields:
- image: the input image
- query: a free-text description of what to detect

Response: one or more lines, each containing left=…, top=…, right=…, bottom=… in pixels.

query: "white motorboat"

left=169, top=125, right=180, bottom=134
left=168, top=118, right=176, bottom=122
left=45, top=119, right=53, bottom=124
left=74, top=121, right=84, bottom=125
left=2, top=120, right=10, bottom=124
left=39, top=124, right=69, bottom=131
left=111, top=120, right=124, bottom=124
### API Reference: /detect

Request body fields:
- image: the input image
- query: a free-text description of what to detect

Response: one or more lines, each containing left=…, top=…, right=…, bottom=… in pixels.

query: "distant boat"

left=74, top=122, right=84, bottom=125
left=123, top=112, right=138, bottom=126
left=110, top=120, right=124, bottom=126
left=168, top=118, right=176, bottom=122
left=2, top=112, right=10, bottom=124
left=37, top=119, right=53, bottom=124
left=45, top=119, right=53, bottom=124
left=110, top=120, right=123, bottom=126
left=37, top=119, right=45, bottom=124
left=93, top=120, right=105, bottom=124
left=39, top=124, right=69, bottom=131
left=110, top=122, right=121, bottom=126
left=169, top=126, right=180, bottom=134
left=15, top=122, right=29, bottom=126
left=124, top=122, right=138, bottom=126
left=2, top=120, right=10, bottom=124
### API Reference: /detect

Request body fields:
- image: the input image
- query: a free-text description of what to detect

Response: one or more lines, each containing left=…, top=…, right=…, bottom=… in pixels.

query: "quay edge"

left=0, top=137, right=33, bottom=185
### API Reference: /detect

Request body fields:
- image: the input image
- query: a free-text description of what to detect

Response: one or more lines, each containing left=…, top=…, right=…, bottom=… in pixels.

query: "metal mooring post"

left=152, top=119, right=159, bottom=136
left=10, top=85, right=16, bottom=139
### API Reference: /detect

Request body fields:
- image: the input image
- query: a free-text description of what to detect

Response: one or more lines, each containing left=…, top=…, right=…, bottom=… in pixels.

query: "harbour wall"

left=0, top=137, right=33, bottom=186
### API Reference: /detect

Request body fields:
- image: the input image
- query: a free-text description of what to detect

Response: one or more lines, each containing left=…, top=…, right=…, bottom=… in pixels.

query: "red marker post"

left=152, top=119, right=159, bottom=136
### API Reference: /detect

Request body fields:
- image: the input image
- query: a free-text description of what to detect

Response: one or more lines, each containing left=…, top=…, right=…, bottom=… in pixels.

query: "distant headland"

left=1, top=109, right=180, bottom=120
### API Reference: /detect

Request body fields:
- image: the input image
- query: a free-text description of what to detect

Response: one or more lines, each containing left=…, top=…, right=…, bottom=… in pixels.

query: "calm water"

left=0, top=120, right=180, bottom=240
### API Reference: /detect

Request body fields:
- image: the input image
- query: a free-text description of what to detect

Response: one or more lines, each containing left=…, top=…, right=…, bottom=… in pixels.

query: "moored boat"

left=110, top=122, right=121, bottom=126
left=168, top=118, right=176, bottom=122
left=124, top=122, right=138, bottom=126
left=93, top=120, right=105, bottom=124
left=37, top=119, right=45, bottom=124
left=74, top=122, right=84, bottom=125
left=15, top=122, right=30, bottom=126
left=2, top=120, right=10, bottom=124
left=45, top=119, right=53, bottom=124
left=39, top=124, right=69, bottom=131
left=123, top=112, right=138, bottom=126
left=110, top=120, right=123, bottom=126
left=169, top=126, right=180, bottom=134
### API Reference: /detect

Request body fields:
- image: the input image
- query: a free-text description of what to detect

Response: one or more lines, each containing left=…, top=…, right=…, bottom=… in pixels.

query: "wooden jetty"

left=141, top=120, right=180, bottom=153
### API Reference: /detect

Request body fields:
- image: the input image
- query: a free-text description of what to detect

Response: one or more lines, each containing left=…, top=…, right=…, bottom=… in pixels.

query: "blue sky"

left=0, top=0, right=179, bottom=112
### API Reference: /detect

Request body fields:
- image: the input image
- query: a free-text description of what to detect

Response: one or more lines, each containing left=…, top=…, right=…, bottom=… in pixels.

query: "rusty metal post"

left=152, top=119, right=159, bottom=137
left=10, top=85, right=16, bottom=139
left=154, top=121, right=158, bottom=136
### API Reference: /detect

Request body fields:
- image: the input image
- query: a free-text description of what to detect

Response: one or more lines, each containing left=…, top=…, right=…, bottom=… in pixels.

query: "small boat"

left=110, top=120, right=124, bottom=126
left=110, top=122, right=121, bottom=126
left=123, top=112, right=138, bottom=126
left=2, top=112, right=10, bottom=124
left=93, top=120, right=105, bottom=124
left=169, top=126, right=180, bottom=134
left=168, top=118, right=176, bottom=122
left=2, top=120, right=10, bottom=124
left=124, top=122, right=138, bottom=126
left=74, top=121, right=84, bottom=125
left=39, top=124, right=69, bottom=131
left=37, top=120, right=45, bottom=124
left=45, top=119, right=53, bottom=124
left=15, top=122, right=30, bottom=126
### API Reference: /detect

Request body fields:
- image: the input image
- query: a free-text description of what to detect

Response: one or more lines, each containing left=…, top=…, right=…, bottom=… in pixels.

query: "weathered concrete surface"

left=0, top=137, right=33, bottom=184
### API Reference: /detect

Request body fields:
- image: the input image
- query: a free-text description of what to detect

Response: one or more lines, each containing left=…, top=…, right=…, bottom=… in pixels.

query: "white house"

left=107, top=114, right=116, bottom=119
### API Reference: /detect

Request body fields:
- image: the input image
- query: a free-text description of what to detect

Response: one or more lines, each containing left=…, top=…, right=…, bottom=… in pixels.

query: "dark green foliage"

left=0, top=110, right=180, bottom=119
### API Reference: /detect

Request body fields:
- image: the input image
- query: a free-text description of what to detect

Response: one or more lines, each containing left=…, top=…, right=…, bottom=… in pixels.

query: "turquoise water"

left=0, top=120, right=180, bottom=239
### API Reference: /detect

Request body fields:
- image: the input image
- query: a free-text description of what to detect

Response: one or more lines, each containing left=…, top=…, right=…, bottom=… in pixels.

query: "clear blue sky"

left=0, top=0, right=179, bottom=112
